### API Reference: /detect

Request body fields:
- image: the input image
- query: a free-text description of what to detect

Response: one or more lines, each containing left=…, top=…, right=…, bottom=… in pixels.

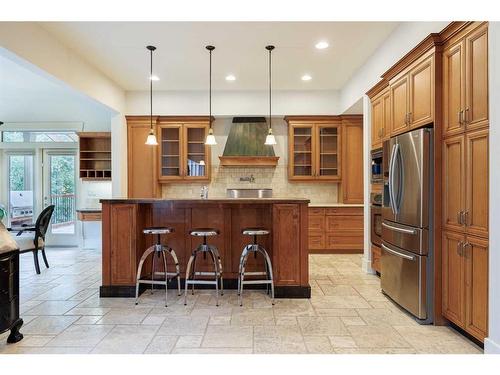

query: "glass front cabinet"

left=287, top=119, right=341, bottom=181
left=158, top=121, right=210, bottom=182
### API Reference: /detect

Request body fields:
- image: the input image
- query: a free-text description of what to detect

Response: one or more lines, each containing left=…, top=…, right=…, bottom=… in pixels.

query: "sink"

left=226, top=189, right=272, bottom=199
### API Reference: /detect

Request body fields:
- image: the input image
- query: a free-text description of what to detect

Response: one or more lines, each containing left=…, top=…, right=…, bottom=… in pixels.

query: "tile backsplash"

left=161, top=166, right=338, bottom=204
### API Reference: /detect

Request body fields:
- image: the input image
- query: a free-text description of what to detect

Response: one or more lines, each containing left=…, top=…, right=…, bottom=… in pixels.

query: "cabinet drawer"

left=309, top=232, right=326, bottom=250
left=326, top=234, right=363, bottom=250
left=309, top=208, right=325, bottom=216
left=77, top=212, right=102, bottom=221
left=326, top=215, right=363, bottom=232
left=309, top=216, right=325, bottom=231
left=325, top=207, right=363, bottom=216
left=371, top=245, right=381, bottom=273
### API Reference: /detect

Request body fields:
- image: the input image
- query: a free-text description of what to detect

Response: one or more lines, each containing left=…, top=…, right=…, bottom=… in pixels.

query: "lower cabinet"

left=371, top=245, right=381, bottom=274
left=308, top=206, right=363, bottom=252
left=442, top=230, right=488, bottom=342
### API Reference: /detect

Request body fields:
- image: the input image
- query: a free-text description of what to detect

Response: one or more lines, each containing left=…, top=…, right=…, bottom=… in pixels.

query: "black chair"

left=8, top=205, right=55, bottom=274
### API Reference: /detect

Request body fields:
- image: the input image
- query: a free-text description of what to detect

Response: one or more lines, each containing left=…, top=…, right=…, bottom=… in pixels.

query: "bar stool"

left=184, top=228, right=223, bottom=306
left=135, top=227, right=181, bottom=307
left=238, top=228, right=274, bottom=306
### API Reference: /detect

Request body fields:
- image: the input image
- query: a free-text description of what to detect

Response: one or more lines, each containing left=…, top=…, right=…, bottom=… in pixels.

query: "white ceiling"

left=40, top=22, right=399, bottom=91
left=0, top=52, right=116, bottom=125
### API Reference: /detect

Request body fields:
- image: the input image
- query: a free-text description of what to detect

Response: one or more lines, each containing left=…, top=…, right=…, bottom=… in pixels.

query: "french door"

left=42, top=149, right=77, bottom=246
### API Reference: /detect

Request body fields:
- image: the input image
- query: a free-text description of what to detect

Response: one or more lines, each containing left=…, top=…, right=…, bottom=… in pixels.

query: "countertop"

left=100, top=198, right=310, bottom=204
left=76, top=208, right=102, bottom=213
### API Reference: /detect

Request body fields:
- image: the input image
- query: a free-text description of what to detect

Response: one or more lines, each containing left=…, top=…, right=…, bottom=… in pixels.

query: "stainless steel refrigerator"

left=381, top=127, right=433, bottom=323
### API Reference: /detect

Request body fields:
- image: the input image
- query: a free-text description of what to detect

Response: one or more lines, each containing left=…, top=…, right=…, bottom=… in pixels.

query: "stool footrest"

left=240, top=271, right=267, bottom=276
left=153, top=271, right=179, bottom=277
left=138, top=279, right=174, bottom=286
left=193, top=271, right=220, bottom=276
left=241, top=280, right=273, bottom=285
left=185, top=280, right=218, bottom=285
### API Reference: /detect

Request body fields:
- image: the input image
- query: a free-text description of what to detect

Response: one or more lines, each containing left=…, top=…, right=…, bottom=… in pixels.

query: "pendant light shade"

left=264, top=45, right=276, bottom=146
left=145, top=45, right=158, bottom=146
left=205, top=45, right=217, bottom=145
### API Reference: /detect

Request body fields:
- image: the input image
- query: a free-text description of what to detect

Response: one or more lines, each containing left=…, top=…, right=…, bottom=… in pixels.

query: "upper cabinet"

left=78, top=132, right=112, bottom=180
left=389, top=52, right=435, bottom=136
left=286, top=117, right=341, bottom=181
left=341, top=116, right=364, bottom=204
left=443, top=23, right=488, bottom=137
left=158, top=119, right=211, bottom=182
left=371, top=86, right=390, bottom=150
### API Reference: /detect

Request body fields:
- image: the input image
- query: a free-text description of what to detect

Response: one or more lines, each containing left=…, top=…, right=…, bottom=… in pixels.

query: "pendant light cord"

left=269, top=47, right=272, bottom=131
left=209, top=48, right=212, bottom=130
left=150, top=48, right=153, bottom=131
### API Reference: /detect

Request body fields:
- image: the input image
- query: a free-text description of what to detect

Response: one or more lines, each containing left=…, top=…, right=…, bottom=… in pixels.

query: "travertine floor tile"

left=46, top=324, right=114, bottom=347
left=176, top=335, right=203, bottom=348
left=304, top=336, right=335, bottom=353
left=297, top=316, right=349, bottom=336
left=157, top=316, right=208, bottom=336
left=91, top=325, right=158, bottom=354
left=22, top=316, right=79, bottom=335
left=144, top=336, right=178, bottom=354
left=24, top=300, right=80, bottom=315
left=96, top=307, right=152, bottom=325
left=202, top=325, right=253, bottom=348
left=347, top=324, right=412, bottom=348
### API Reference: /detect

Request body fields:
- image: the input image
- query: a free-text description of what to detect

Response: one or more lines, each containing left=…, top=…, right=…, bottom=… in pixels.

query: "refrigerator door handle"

left=382, top=243, right=416, bottom=261
left=382, top=222, right=417, bottom=235
left=394, top=143, right=403, bottom=214
left=388, top=143, right=397, bottom=215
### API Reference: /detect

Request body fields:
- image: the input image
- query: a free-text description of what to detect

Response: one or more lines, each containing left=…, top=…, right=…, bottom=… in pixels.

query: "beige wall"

left=161, top=117, right=339, bottom=204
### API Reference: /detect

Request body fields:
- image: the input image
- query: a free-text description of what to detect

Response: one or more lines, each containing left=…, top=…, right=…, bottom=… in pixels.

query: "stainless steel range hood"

left=219, top=117, right=279, bottom=167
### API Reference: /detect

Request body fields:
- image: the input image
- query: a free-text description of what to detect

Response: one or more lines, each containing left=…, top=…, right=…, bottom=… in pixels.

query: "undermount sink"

left=226, top=188, right=272, bottom=199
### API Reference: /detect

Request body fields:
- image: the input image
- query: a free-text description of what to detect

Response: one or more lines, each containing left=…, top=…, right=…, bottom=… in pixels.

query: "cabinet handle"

left=457, top=211, right=462, bottom=225
left=404, top=113, right=408, bottom=125
left=457, top=241, right=464, bottom=256
left=458, top=110, right=463, bottom=125
left=464, top=108, right=469, bottom=124
left=464, top=210, right=469, bottom=226
left=463, top=242, right=471, bottom=258
left=408, top=112, right=412, bottom=124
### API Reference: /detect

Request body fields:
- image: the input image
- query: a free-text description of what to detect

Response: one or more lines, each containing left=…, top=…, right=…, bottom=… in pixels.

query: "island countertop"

left=100, top=198, right=310, bottom=298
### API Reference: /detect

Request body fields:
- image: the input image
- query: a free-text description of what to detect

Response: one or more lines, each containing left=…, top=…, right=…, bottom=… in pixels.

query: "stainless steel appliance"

left=371, top=148, right=383, bottom=183
left=381, top=128, right=433, bottom=323
left=370, top=193, right=382, bottom=247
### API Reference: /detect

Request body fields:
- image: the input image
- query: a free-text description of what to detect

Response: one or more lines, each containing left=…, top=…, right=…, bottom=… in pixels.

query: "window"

left=1, top=131, right=78, bottom=143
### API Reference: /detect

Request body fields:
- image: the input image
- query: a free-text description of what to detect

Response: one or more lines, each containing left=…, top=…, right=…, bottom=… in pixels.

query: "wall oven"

left=371, top=148, right=383, bottom=183
left=370, top=193, right=382, bottom=247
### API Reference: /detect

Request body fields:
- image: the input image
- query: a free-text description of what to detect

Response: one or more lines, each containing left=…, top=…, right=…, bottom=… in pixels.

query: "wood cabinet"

left=308, top=206, right=363, bottom=252
left=442, top=230, right=489, bottom=342
left=371, top=244, right=381, bottom=274
left=443, top=23, right=488, bottom=138
left=286, top=118, right=341, bottom=181
left=78, top=132, right=111, bottom=180
left=390, top=53, right=435, bottom=136
left=158, top=120, right=211, bottom=182
left=127, top=117, right=159, bottom=198
left=341, top=116, right=364, bottom=204
left=443, top=129, right=488, bottom=238
left=371, top=88, right=390, bottom=150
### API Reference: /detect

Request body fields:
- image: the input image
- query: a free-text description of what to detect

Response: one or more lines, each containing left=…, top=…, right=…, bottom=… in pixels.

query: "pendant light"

left=145, top=45, right=158, bottom=145
left=205, top=45, right=217, bottom=145
left=265, top=45, right=277, bottom=146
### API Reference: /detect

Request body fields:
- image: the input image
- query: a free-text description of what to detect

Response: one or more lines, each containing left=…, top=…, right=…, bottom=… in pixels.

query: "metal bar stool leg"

left=239, top=253, right=250, bottom=306
left=160, top=250, right=168, bottom=307
left=184, top=253, right=195, bottom=306
left=237, top=246, right=249, bottom=296
left=210, top=245, right=224, bottom=296
left=135, top=246, right=155, bottom=305
left=207, top=248, right=219, bottom=307
left=168, top=248, right=182, bottom=296
left=151, top=250, right=156, bottom=294
left=260, top=246, right=275, bottom=305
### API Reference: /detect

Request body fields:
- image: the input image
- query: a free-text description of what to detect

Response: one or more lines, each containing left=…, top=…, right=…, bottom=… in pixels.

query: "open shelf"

left=78, top=132, right=112, bottom=180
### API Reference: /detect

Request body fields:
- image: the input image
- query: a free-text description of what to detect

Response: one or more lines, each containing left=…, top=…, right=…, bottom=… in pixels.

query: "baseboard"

left=362, top=255, right=375, bottom=274
left=485, top=337, right=500, bottom=354
left=100, top=280, right=311, bottom=299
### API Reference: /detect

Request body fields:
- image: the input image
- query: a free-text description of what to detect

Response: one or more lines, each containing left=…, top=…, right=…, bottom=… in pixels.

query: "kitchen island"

left=100, top=198, right=310, bottom=298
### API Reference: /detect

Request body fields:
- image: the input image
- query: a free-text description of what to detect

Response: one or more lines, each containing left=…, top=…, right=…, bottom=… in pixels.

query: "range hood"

left=219, top=117, right=279, bottom=167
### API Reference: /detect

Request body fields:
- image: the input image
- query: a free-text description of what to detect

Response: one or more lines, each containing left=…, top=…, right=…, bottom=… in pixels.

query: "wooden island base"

left=100, top=198, right=311, bottom=298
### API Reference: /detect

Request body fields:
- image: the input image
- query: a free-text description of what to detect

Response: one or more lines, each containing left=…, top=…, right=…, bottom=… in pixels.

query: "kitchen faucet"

left=239, top=174, right=255, bottom=183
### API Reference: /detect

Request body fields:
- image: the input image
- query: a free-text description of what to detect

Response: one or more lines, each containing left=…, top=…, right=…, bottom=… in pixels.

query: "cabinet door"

left=442, top=135, right=465, bottom=233
left=127, top=121, right=158, bottom=198
left=382, top=90, right=391, bottom=141
left=443, top=40, right=465, bottom=137
left=342, top=119, right=363, bottom=203
left=464, top=235, right=489, bottom=342
left=409, top=55, right=434, bottom=128
left=316, top=124, right=341, bottom=180
left=308, top=232, right=325, bottom=250
left=289, top=124, right=314, bottom=179
left=371, top=96, right=383, bottom=149
left=273, top=204, right=300, bottom=285
left=465, top=24, right=488, bottom=131
left=465, top=129, right=489, bottom=238
left=158, top=124, right=183, bottom=181
left=183, top=124, right=210, bottom=180
left=390, top=75, right=409, bottom=135
left=442, top=230, right=466, bottom=327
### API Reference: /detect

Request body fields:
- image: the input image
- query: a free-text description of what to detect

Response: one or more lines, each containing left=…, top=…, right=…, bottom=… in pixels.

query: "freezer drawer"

left=382, top=220, right=429, bottom=255
left=380, top=242, right=427, bottom=320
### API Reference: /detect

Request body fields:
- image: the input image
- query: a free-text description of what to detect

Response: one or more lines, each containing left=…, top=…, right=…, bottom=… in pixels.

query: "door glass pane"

left=8, top=155, right=34, bottom=227
left=161, top=127, right=181, bottom=177
left=186, top=127, right=206, bottom=177
left=293, top=127, right=313, bottom=176
left=319, top=127, right=338, bottom=176
left=49, top=155, right=76, bottom=234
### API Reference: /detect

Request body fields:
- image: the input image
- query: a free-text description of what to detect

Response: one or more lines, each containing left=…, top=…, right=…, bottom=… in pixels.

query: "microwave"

left=371, top=148, right=383, bottom=183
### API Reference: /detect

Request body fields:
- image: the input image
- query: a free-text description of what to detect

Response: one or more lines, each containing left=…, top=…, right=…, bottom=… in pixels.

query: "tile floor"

left=0, top=248, right=483, bottom=354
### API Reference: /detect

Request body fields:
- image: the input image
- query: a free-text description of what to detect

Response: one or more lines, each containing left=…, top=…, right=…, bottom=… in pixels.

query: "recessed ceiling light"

left=150, top=75, right=159, bottom=81
left=301, top=74, right=312, bottom=81
left=225, top=74, right=236, bottom=81
left=315, top=41, right=329, bottom=50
